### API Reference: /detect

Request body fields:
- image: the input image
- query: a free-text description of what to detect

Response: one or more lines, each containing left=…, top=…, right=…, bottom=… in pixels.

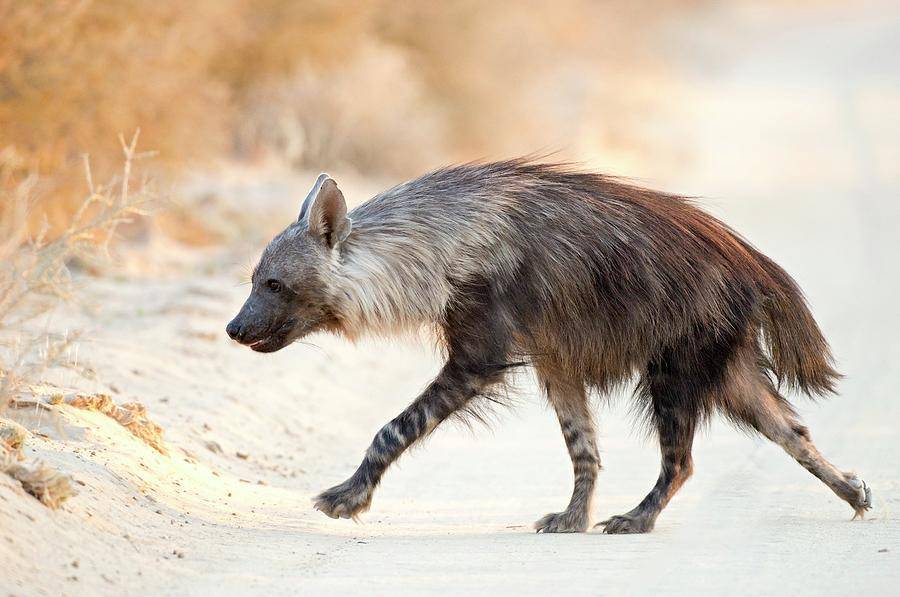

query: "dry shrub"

left=9, top=392, right=166, bottom=453
left=0, top=417, right=28, bottom=461
left=0, top=132, right=151, bottom=510
left=0, top=132, right=153, bottom=411
left=1, top=417, right=77, bottom=509
left=215, top=0, right=428, bottom=171
left=377, top=1, right=705, bottom=164
left=56, top=393, right=167, bottom=455
left=3, top=462, right=78, bottom=509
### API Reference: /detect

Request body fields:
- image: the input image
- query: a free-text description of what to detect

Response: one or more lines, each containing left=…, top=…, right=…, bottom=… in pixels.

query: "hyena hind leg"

left=598, top=384, right=697, bottom=534
left=534, top=373, right=600, bottom=533
left=727, top=378, right=872, bottom=518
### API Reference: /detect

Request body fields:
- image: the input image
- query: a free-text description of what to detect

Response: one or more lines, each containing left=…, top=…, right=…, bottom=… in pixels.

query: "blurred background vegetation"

left=0, top=0, right=757, bottom=235
left=1, top=0, right=897, bottom=241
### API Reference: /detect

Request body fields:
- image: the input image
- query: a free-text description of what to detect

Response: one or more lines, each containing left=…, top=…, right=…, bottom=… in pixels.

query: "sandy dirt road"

left=5, top=160, right=900, bottom=597
left=5, top=167, right=900, bottom=596
left=2, top=229, right=898, bottom=596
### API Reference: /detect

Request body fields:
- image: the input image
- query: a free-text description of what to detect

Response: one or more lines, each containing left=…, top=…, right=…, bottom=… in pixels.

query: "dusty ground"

left=2, top=183, right=899, bottom=596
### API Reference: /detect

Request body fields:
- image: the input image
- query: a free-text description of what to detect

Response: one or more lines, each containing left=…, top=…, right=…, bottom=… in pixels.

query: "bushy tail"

left=750, top=248, right=841, bottom=397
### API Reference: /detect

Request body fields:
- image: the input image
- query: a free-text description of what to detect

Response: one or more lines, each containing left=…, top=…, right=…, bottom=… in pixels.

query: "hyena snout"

left=225, top=303, right=265, bottom=344
left=225, top=318, right=246, bottom=342
left=226, top=299, right=298, bottom=353
left=226, top=313, right=269, bottom=345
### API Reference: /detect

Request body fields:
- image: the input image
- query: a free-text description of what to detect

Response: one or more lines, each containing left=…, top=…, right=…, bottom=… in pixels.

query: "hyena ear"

left=300, top=174, right=352, bottom=248
left=298, top=173, right=329, bottom=222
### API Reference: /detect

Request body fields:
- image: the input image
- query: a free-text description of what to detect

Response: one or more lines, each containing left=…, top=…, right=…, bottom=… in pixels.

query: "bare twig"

left=0, top=132, right=154, bottom=412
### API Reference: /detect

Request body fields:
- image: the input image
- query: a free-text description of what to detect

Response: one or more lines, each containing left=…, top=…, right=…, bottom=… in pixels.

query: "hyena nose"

left=226, top=319, right=243, bottom=341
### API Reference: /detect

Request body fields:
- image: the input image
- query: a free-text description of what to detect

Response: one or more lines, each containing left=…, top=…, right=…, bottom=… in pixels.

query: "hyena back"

left=226, top=160, right=871, bottom=532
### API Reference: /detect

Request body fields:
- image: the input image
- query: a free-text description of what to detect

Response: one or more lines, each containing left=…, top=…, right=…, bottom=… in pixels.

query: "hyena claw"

left=534, top=510, right=590, bottom=533
left=597, top=514, right=655, bottom=534
left=847, top=476, right=872, bottom=519
left=313, top=479, right=373, bottom=520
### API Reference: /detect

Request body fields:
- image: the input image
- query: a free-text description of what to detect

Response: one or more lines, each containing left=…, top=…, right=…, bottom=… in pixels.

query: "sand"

left=0, top=193, right=898, bottom=595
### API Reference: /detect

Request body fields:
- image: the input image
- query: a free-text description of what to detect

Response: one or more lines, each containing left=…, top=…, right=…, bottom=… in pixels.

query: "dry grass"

left=0, top=0, right=733, bottom=239
left=57, top=393, right=167, bottom=455
left=0, top=132, right=152, bottom=508
left=8, top=392, right=166, bottom=455
left=0, top=131, right=153, bottom=413
left=1, top=417, right=77, bottom=509
left=3, top=461, right=78, bottom=509
left=0, top=417, right=27, bottom=457
left=0, top=1, right=233, bottom=235
left=1, top=0, right=844, bottom=244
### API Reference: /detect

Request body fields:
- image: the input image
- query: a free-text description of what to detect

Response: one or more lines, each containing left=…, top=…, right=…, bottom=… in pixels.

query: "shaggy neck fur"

left=327, top=218, right=457, bottom=339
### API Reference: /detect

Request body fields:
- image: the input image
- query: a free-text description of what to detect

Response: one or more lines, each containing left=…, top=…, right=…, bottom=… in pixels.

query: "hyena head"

left=226, top=174, right=352, bottom=352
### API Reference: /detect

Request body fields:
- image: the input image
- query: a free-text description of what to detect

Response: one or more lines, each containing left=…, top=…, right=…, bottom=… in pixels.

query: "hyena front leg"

left=313, top=359, right=500, bottom=520
left=535, top=373, right=600, bottom=533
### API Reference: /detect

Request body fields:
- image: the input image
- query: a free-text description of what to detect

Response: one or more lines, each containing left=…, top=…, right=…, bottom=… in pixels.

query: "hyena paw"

left=534, top=509, right=590, bottom=533
left=313, top=479, right=373, bottom=521
left=845, top=474, right=872, bottom=519
left=597, top=513, right=655, bottom=534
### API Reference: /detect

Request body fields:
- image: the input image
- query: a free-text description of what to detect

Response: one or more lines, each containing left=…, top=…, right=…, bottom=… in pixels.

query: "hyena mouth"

left=249, top=320, right=297, bottom=353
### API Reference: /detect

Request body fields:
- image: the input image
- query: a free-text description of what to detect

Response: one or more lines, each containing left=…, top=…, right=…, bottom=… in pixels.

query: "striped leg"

left=728, top=378, right=872, bottom=518
left=535, top=375, right=599, bottom=533
left=599, top=372, right=696, bottom=534
left=313, top=360, right=500, bottom=519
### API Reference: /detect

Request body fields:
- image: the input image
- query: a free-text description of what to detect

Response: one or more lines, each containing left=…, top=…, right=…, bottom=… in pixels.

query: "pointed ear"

left=305, top=176, right=351, bottom=248
left=298, top=173, right=330, bottom=222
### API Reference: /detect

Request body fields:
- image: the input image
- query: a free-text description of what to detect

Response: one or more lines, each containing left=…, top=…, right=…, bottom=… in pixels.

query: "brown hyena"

left=226, top=161, right=871, bottom=533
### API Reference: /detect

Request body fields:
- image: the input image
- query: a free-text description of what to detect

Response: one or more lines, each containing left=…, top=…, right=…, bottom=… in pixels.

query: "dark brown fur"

left=228, top=160, right=870, bottom=532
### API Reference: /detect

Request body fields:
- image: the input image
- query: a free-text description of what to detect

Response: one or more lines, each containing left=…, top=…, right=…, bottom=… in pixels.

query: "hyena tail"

left=749, top=246, right=841, bottom=397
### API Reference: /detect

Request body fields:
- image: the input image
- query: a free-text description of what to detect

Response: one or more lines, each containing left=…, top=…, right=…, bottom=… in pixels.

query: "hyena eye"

left=266, top=279, right=283, bottom=293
